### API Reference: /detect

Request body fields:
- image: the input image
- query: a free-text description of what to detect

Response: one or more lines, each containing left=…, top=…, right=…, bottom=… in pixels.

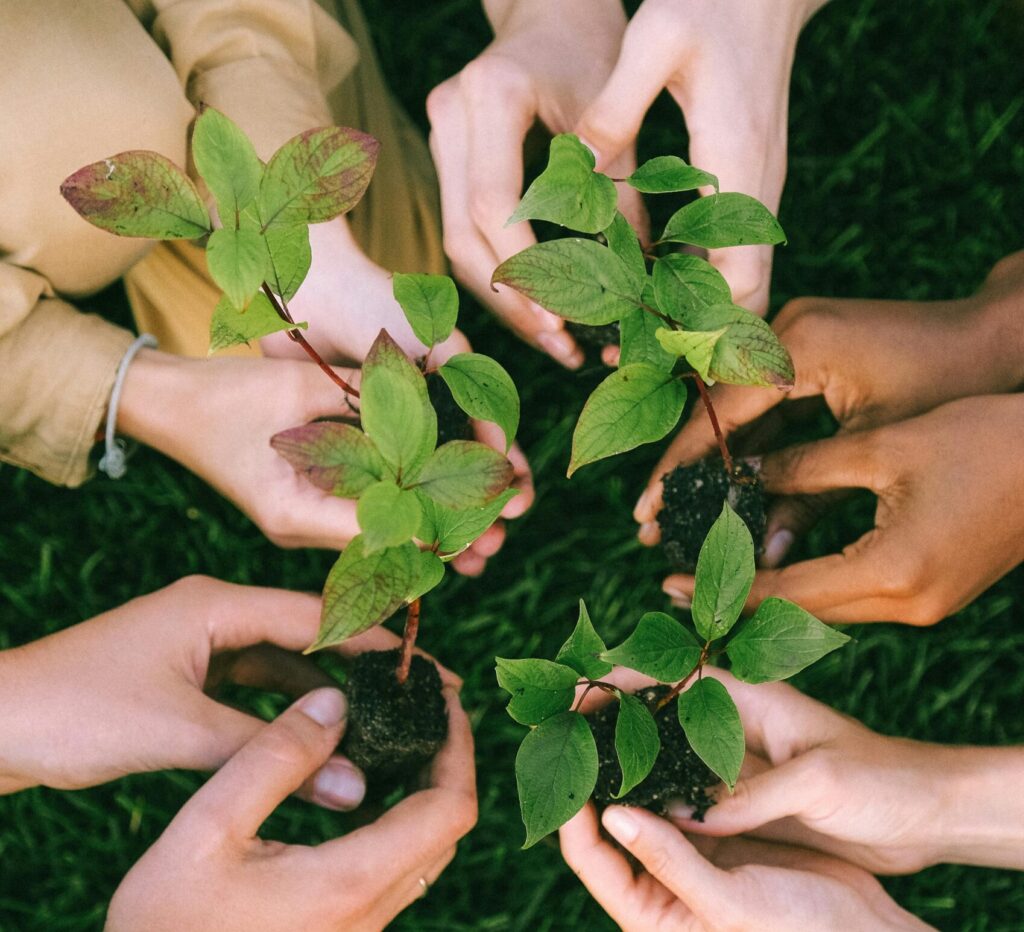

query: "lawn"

left=2, top=0, right=1023, bottom=928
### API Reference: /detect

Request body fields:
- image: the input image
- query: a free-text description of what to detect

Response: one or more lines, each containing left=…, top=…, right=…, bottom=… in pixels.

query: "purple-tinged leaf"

left=271, top=422, right=386, bottom=497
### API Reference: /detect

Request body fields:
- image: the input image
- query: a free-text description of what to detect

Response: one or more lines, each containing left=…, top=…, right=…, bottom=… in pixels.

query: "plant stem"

left=655, top=655, right=704, bottom=713
left=692, top=373, right=734, bottom=475
left=639, top=302, right=678, bottom=328
left=395, top=598, right=421, bottom=685
left=571, top=679, right=618, bottom=713
left=260, top=283, right=360, bottom=398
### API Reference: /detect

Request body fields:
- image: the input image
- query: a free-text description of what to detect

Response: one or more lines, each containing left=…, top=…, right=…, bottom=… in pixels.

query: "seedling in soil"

left=497, top=503, right=849, bottom=848
left=62, top=110, right=520, bottom=765
left=493, top=134, right=792, bottom=555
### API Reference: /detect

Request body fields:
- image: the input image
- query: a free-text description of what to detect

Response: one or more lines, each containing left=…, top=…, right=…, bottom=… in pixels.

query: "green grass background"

left=2, top=0, right=1023, bottom=928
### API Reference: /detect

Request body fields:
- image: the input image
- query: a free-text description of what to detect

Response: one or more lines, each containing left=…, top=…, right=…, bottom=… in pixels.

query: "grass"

left=2, top=0, right=1023, bottom=928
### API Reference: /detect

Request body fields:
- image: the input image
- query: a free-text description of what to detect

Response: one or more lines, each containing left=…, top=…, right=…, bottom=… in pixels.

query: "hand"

left=660, top=394, right=1024, bottom=625
left=560, top=804, right=931, bottom=931
left=427, top=0, right=645, bottom=369
left=636, top=252, right=1024, bottom=556
left=666, top=671, right=1024, bottom=875
left=0, top=576, right=439, bottom=801
left=576, top=0, right=828, bottom=315
left=107, top=683, right=477, bottom=931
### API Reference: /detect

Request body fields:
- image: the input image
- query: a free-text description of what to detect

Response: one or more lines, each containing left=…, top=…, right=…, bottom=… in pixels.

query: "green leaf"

left=516, top=711, right=598, bottom=848
left=438, top=353, right=520, bottom=450
left=727, top=598, right=851, bottom=684
left=206, top=228, right=267, bottom=309
left=360, top=330, right=437, bottom=480
left=415, top=441, right=513, bottom=509
left=555, top=600, right=612, bottom=679
left=496, top=658, right=580, bottom=725
left=191, top=106, right=263, bottom=220
left=408, top=550, right=445, bottom=602
left=492, top=239, right=642, bottom=326
left=416, top=489, right=518, bottom=554
left=660, top=192, right=786, bottom=249
left=507, top=134, right=617, bottom=233
left=677, top=677, right=744, bottom=790
left=258, top=126, right=380, bottom=227
left=603, top=212, right=647, bottom=283
left=270, top=422, right=386, bottom=496
left=393, top=273, right=459, bottom=349
left=655, top=326, right=728, bottom=382
left=208, top=292, right=303, bottom=354
left=613, top=692, right=661, bottom=798
left=619, top=307, right=675, bottom=371
left=260, top=221, right=311, bottom=301
left=692, top=503, right=755, bottom=642
left=627, top=156, right=718, bottom=194
left=356, top=480, right=423, bottom=554
left=61, top=151, right=211, bottom=239
left=652, top=254, right=732, bottom=320
left=600, top=612, right=702, bottom=682
left=308, top=538, right=420, bottom=650
left=569, top=364, right=687, bottom=475
left=686, top=304, right=794, bottom=389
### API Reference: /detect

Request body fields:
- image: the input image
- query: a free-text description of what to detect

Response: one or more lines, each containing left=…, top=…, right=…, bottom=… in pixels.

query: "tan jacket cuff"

left=0, top=298, right=134, bottom=487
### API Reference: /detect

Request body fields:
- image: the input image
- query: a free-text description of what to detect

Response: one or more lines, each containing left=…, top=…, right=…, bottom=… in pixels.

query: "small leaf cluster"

left=497, top=503, right=849, bottom=848
left=491, top=134, right=794, bottom=476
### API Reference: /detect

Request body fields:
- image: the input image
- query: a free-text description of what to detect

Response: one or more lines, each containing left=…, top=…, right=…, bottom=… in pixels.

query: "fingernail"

left=538, top=332, right=582, bottom=368
left=602, top=807, right=639, bottom=844
left=635, top=488, right=655, bottom=519
left=297, top=688, right=346, bottom=727
left=314, top=760, right=365, bottom=810
left=742, top=455, right=763, bottom=475
left=667, top=801, right=695, bottom=822
left=763, top=529, right=794, bottom=569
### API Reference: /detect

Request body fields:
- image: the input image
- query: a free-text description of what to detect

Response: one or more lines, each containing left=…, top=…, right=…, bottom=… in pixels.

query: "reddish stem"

left=655, top=655, right=705, bottom=713
left=260, top=283, right=360, bottom=399
left=692, top=374, right=734, bottom=475
left=395, top=599, right=421, bottom=685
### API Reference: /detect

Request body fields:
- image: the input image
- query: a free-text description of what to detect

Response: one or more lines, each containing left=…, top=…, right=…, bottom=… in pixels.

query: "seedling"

left=61, top=108, right=521, bottom=688
left=497, top=503, right=849, bottom=848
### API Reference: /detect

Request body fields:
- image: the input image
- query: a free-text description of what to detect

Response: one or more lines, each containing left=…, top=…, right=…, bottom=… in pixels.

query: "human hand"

left=575, top=0, right=828, bottom=316
left=0, top=577, right=445, bottom=801
left=664, top=670, right=1024, bottom=875
left=107, top=681, right=477, bottom=931
left=636, top=252, right=1024, bottom=554
left=660, top=394, right=1024, bottom=625
left=560, top=803, right=931, bottom=931
left=427, top=0, right=645, bottom=369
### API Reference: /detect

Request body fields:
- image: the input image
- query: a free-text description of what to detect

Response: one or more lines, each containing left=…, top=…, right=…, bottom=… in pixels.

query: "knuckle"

left=640, top=840, right=675, bottom=879
left=459, top=56, right=532, bottom=107
left=468, top=190, right=510, bottom=230
left=425, top=80, right=458, bottom=125
left=801, top=750, right=842, bottom=797
left=259, top=719, right=318, bottom=768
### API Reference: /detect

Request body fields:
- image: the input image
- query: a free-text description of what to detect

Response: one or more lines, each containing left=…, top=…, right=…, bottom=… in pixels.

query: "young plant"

left=61, top=107, right=520, bottom=684
left=497, top=503, right=849, bottom=848
left=492, top=133, right=792, bottom=479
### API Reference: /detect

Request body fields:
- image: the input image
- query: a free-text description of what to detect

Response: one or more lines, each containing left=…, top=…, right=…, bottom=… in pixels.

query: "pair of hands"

left=429, top=0, right=827, bottom=368
left=561, top=666, right=1024, bottom=930
left=637, top=252, right=1024, bottom=624
left=0, top=577, right=477, bottom=931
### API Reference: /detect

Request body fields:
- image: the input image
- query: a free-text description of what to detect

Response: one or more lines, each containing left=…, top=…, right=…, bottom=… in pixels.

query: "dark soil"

left=566, top=321, right=620, bottom=353
left=339, top=650, right=448, bottom=791
left=659, top=459, right=766, bottom=572
left=589, top=686, right=716, bottom=819
left=427, top=372, right=472, bottom=445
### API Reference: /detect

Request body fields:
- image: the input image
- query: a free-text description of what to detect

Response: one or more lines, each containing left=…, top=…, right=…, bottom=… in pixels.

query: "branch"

left=395, top=598, right=421, bottom=685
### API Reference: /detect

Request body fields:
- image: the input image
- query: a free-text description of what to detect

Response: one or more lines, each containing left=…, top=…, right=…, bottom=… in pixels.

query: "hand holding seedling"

left=107, top=682, right=476, bottom=932
left=635, top=253, right=1024, bottom=550
left=559, top=805, right=933, bottom=931
left=427, top=0, right=647, bottom=368
left=664, top=394, right=1024, bottom=625
left=669, top=672, right=1024, bottom=874
left=0, top=579, right=388, bottom=806
left=574, top=0, right=829, bottom=315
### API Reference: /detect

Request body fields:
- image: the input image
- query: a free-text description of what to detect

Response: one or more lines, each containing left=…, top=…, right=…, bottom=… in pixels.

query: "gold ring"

left=418, top=877, right=430, bottom=897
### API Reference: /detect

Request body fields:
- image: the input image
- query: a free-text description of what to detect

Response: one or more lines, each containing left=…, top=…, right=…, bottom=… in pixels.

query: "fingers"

left=761, top=490, right=851, bottom=568
left=202, top=585, right=322, bottom=654
left=472, top=424, right=535, bottom=518
left=175, top=688, right=348, bottom=840
left=305, top=365, right=363, bottom=421
left=759, top=432, right=888, bottom=497
left=213, top=643, right=336, bottom=697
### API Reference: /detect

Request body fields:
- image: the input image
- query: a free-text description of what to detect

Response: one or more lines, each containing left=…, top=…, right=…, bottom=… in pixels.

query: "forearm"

left=0, top=647, right=46, bottom=794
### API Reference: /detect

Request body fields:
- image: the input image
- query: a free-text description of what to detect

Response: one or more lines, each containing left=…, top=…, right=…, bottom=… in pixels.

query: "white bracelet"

left=98, top=333, right=158, bottom=479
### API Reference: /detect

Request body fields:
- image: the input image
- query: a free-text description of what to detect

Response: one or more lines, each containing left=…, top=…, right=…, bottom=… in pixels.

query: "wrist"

left=0, top=649, right=42, bottom=794
left=932, top=745, right=1024, bottom=869
left=116, top=349, right=202, bottom=457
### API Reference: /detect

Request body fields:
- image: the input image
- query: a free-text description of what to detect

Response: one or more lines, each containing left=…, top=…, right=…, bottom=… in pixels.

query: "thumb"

left=176, top=688, right=347, bottom=840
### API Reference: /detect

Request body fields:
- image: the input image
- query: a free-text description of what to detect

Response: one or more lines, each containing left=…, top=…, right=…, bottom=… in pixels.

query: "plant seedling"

left=493, top=134, right=792, bottom=561
left=62, top=108, right=522, bottom=779
left=497, top=503, right=849, bottom=848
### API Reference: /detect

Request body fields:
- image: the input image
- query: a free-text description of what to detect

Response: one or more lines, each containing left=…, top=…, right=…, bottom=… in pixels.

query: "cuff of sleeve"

left=0, top=298, right=134, bottom=487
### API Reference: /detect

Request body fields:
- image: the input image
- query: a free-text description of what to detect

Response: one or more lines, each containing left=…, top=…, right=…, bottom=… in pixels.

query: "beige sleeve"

left=0, top=263, right=133, bottom=487
left=131, top=0, right=360, bottom=160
